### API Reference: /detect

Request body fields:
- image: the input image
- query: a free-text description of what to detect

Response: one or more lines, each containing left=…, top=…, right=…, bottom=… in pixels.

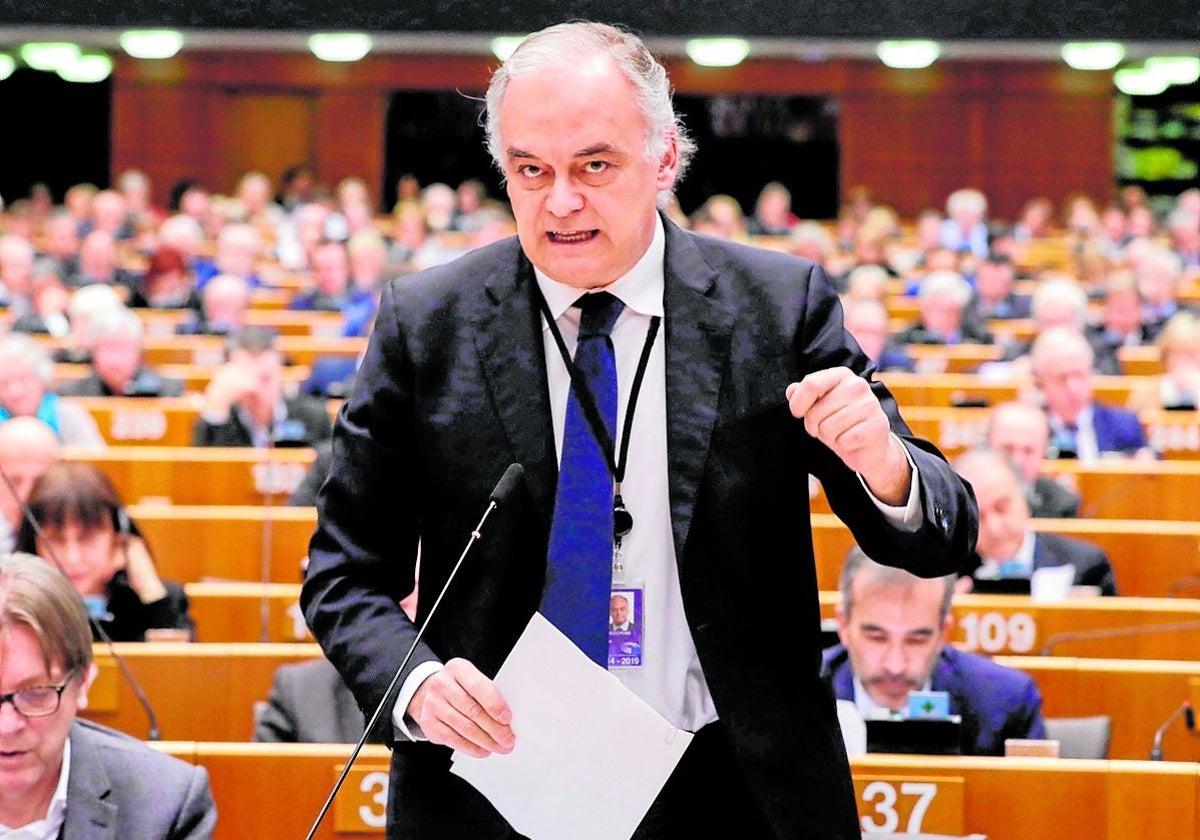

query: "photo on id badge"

left=608, top=588, right=643, bottom=668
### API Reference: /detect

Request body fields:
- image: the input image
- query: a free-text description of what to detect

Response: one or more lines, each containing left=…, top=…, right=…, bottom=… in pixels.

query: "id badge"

left=608, top=585, right=644, bottom=669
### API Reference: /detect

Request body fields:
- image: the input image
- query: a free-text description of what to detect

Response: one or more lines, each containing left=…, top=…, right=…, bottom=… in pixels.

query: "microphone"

left=305, top=463, right=524, bottom=840
left=1150, top=700, right=1196, bottom=761
left=1038, top=619, right=1200, bottom=656
left=0, top=464, right=163, bottom=741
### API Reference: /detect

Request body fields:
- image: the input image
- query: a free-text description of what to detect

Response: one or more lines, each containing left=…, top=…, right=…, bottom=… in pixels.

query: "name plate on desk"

left=333, top=764, right=390, bottom=833
left=854, top=775, right=964, bottom=835
left=109, top=409, right=168, bottom=441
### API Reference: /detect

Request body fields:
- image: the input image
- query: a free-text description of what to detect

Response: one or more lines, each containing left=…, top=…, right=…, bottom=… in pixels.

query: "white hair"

left=918, top=270, right=972, bottom=307
left=86, top=306, right=144, bottom=344
left=946, top=188, right=987, bottom=219
left=1031, top=277, right=1088, bottom=326
left=0, top=334, right=54, bottom=385
left=484, top=21, right=695, bottom=202
left=1030, top=325, right=1093, bottom=372
left=67, top=284, right=125, bottom=322
left=158, top=214, right=203, bottom=251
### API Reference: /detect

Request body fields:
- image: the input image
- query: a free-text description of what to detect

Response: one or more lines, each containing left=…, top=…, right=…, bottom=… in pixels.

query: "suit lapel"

left=661, top=223, right=734, bottom=566
left=63, top=724, right=117, bottom=840
left=472, top=254, right=558, bottom=524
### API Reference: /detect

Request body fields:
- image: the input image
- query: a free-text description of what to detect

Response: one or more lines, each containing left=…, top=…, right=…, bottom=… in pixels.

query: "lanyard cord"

left=537, top=290, right=661, bottom=488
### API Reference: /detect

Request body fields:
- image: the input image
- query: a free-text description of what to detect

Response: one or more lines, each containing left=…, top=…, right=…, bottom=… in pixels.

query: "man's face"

left=976, top=262, right=1013, bottom=301
left=0, top=625, right=91, bottom=815
left=610, top=596, right=629, bottom=626
left=1036, top=343, right=1093, bottom=425
left=837, top=576, right=950, bottom=713
left=957, top=463, right=1030, bottom=561
left=312, top=244, right=350, bottom=295
left=229, top=349, right=283, bottom=408
left=499, top=55, right=679, bottom=289
left=1103, top=289, right=1143, bottom=335
left=0, top=444, right=58, bottom=530
left=987, top=411, right=1047, bottom=484
left=919, top=292, right=963, bottom=337
left=0, top=362, right=45, bottom=419
left=92, top=335, right=142, bottom=393
left=844, top=307, right=888, bottom=362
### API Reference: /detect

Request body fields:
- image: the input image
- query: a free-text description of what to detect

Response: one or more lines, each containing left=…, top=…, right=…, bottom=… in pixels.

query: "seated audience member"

left=11, top=268, right=72, bottom=337
left=1032, top=327, right=1152, bottom=461
left=1128, top=311, right=1200, bottom=412
left=84, top=189, right=134, bottom=241
left=964, top=254, right=1030, bottom=324
left=1139, top=247, right=1194, bottom=341
left=842, top=298, right=914, bottom=372
left=127, top=247, right=198, bottom=310
left=289, top=239, right=357, bottom=312
left=1086, top=270, right=1150, bottom=375
left=0, top=233, right=35, bottom=311
left=821, top=546, right=1046, bottom=755
left=0, top=418, right=60, bottom=552
left=1013, top=196, right=1054, bottom=242
left=938, top=188, right=990, bottom=260
left=253, top=656, right=366, bottom=744
left=451, top=178, right=491, bottom=233
left=53, top=283, right=127, bottom=365
left=17, top=462, right=195, bottom=642
left=788, top=222, right=836, bottom=271
left=692, top=194, right=749, bottom=241
left=156, top=214, right=207, bottom=279
left=997, top=275, right=1090, bottom=366
left=0, top=336, right=105, bottom=447
left=176, top=273, right=250, bottom=336
left=35, top=211, right=81, bottom=280
left=0, top=553, right=216, bottom=836
left=1166, top=207, right=1200, bottom=270
left=986, top=401, right=1080, bottom=518
left=889, top=270, right=993, bottom=346
left=193, top=327, right=331, bottom=448
left=954, top=449, right=1117, bottom=595
left=840, top=264, right=890, bottom=303
left=66, top=230, right=139, bottom=290
left=57, top=308, right=184, bottom=398
left=194, top=222, right=266, bottom=291
left=746, top=182, right=799, bottom=236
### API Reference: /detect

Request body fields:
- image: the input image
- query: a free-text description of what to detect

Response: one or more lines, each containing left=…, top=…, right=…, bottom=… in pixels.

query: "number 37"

left=860, top=781, right=938, bottom=833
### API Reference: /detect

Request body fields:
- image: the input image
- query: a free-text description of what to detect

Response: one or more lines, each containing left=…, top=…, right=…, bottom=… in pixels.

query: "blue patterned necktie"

left=542, top=291, right=624, bottom=666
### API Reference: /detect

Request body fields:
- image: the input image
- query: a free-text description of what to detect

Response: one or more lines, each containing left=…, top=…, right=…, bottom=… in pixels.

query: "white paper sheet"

left=450, top=612, right=693, bottom=840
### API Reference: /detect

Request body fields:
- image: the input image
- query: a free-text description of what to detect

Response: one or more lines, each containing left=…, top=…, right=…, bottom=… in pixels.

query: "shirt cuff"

left=391, top=660, right=444, bottom=741
left=857, top=434, right=922, bottom=531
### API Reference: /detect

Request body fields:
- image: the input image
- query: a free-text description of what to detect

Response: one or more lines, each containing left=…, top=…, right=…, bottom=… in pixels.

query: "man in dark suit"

left=1033, top=326, right=1152, bottom=461
left=302, top=21, right=977, bottom=840
left=254, top=657, right=366, bottom=743
left=986, top=400, right=1080, bottom=518
left=0, top=553, right=216, bottom=837
left=192, top=326, right=331, bottom=448
left=822, top=547, right=1046, bottom=756
left=955, top=449, right=1117, bottom=595
left=56, top=307, right=185, bottom=399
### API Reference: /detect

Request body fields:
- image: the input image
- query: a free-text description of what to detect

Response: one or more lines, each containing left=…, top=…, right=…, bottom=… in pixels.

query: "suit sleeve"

left=795, top=262, right=978, bottom=578
left=301, top=280, right=432, bottom=744
left=253, top=669, right=299, bottom=743
left=168, top=765, right=218, bottom=840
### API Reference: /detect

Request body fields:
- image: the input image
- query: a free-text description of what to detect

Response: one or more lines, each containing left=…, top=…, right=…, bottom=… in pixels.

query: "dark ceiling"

left=1, top=0, right=1196, bottom=40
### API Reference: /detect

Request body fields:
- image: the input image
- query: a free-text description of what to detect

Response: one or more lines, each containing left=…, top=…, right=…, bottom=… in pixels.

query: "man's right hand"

left=407, top=658, right=515, bottom=758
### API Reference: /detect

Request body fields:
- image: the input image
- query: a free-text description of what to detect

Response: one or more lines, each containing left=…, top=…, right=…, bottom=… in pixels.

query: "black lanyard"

left=537, top=290, right=661, bottom=539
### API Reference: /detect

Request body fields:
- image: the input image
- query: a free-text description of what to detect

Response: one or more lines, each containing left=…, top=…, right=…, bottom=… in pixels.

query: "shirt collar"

left=0, top=739, right=70, bottom=838
left=533, top=214, right=665, bottom=325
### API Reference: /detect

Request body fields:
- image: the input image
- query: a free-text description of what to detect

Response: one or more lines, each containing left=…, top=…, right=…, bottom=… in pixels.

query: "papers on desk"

left=450, top=612, right=693, bottom=840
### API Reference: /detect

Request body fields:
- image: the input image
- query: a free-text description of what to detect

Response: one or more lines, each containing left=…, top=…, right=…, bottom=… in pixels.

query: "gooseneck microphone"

left=1150, top=700, right=1197, bottom=761
left=305, top=463, right=525, bottom=840
left=0, top=464, right=163, bottom=741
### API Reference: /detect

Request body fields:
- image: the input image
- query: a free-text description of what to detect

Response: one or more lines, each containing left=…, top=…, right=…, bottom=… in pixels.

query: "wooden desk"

left=809, top=514, right=1200, bottom=598
left=137, top=334, right=365, bottom=367
left=151, top=744, right=1200, bottom=840
left=129, top=505, right=317, bottom=584
left=138, top=308, right=348, bottom=338
left=68, top=447, right=316, bottom=505
left=185, top=582, right=310, bottom=642
left=54, top=362, right=311, bottom=394
left=997, top=656, right=1200, bottom=763
left=818, top=592, right=1200, bottom=660
left=82, top=643, right=323, bottom=742
left=879, top=371, right=1142, bottom=409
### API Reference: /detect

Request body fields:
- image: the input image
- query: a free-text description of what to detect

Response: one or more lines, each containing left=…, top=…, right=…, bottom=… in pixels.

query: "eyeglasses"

left=0, top=676, right=75, bottom=718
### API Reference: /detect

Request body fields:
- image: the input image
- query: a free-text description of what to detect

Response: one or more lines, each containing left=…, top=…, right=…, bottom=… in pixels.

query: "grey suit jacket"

left=253, top=657, right=366, bottom=743
left=64, top=719, right=216, bottom=839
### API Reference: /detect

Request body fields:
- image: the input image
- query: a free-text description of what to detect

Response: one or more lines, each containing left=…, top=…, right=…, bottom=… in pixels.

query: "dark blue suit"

left=964, top=531, right=1118, bottom=596
left=1091, top=402, right=1149, bottom=456
left=822, top=644, right=1046, bottom=756
left=302, top=218, right=978, bottom=839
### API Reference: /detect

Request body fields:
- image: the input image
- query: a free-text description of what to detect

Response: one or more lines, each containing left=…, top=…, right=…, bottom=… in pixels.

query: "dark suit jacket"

left=253, top=657, right=366, bottom=743
left=1091, top=402, right=1149, bottom=456
left=1028, top=474, right=1080, bottom=518
left=192, top=395, right=332, bottom=447
left=64, top=719, right=216, bottom=839
left=822, top=644, right=1046, bottom=756
left=58, top=368, right=185, bottom=398
left=301, top=220, right=978, bottom=840
left=965, top=531, right=1118, bottom=596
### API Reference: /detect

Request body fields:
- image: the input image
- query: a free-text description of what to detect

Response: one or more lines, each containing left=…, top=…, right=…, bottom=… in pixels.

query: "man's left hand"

left=786, top=368, right=911, bottom=505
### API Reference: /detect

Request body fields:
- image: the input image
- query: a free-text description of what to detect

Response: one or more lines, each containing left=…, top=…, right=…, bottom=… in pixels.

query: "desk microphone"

left=1150, top=700, right=1196, bottom=761
left=305, top=462, right=525, bottom=840
left=1038, top=619, right=1200, bottom=656
left=0, top=465, right=162, bottom=741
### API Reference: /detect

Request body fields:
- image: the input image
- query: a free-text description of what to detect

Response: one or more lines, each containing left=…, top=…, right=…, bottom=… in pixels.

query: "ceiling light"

left=308, top=33, right=372, bottom=62
left=1144, top=56, right=1200, bottom=86
left=685, top=38, right=751, bottom=68
left=120, top=30, right=184, bottom=59
left=0, top=53, right=14, bottom=81
left=1061, top=42, right=1125, bottom=70
left=1114, top=66, right=1170, bottom=96
left=490, top=36, right=525, bottom=62
left=876, top=40, right=940, bottom=69
left=19, top=42, right=80, bottom=72
left=56, top=53, right=113, bottom=83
